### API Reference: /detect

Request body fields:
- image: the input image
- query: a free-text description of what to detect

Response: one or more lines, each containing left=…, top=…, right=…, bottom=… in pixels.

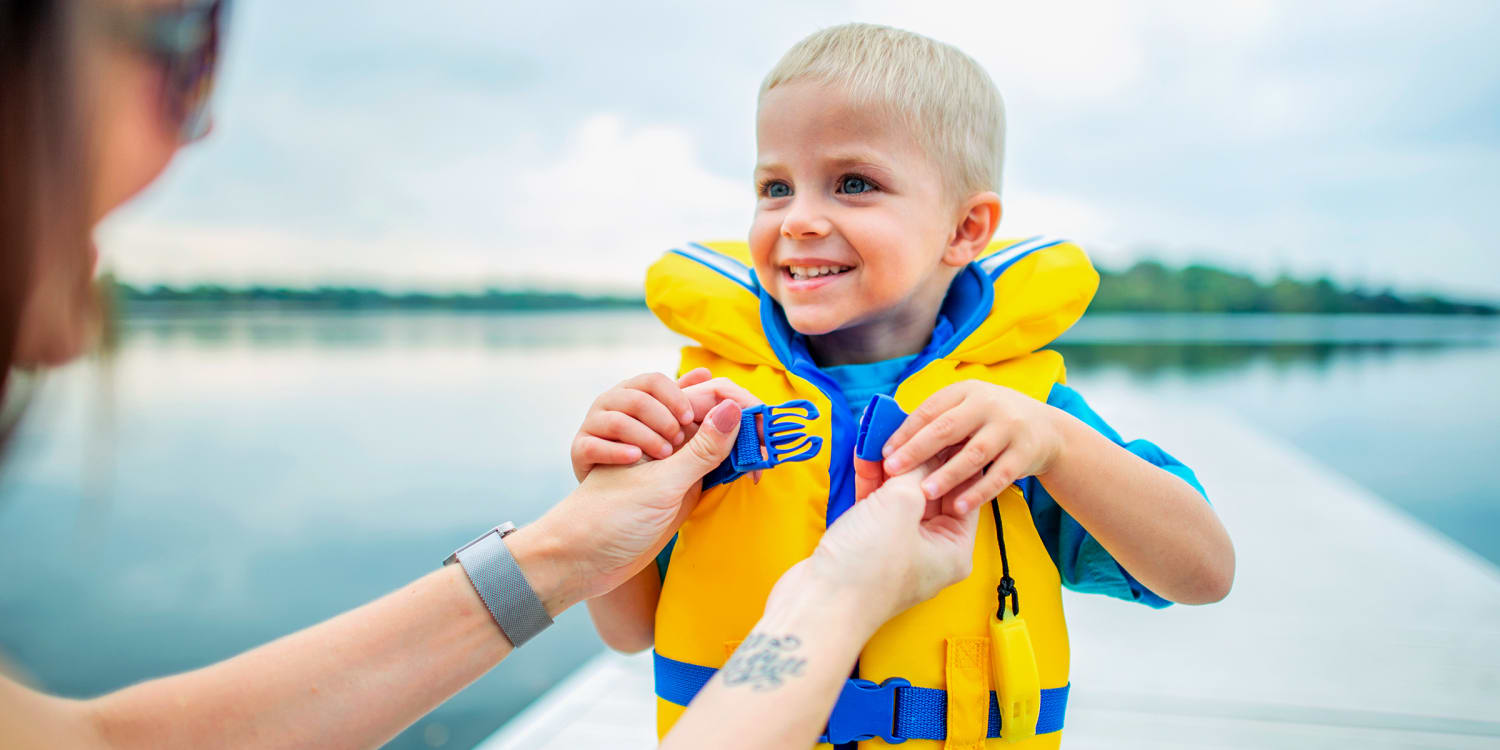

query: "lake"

left=2, top=311, right=1497, bottom=749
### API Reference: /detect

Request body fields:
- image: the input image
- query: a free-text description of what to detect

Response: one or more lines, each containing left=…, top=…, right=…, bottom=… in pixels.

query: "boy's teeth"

left=787, top=264, right=852, bottom=281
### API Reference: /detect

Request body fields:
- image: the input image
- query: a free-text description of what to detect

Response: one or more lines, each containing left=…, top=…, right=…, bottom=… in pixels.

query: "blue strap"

left=893, top=684, right=1070, bottom=740
left=855, top=394, right=908, bottom=461
left=703, top=400, right=823, bottom=488
left=654, top=651, right=1069, bottom=742
left=654, top=651, right=719, bottom=706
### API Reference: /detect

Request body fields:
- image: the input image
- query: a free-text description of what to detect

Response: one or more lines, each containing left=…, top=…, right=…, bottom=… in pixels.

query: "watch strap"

left=454, top=526, right=553, bottom=647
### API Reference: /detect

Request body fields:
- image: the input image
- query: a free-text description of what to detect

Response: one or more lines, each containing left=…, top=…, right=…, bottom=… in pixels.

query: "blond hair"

left=760, top=23, right=1006, bottom=197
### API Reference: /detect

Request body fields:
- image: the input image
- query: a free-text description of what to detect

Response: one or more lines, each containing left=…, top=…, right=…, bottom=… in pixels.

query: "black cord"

left=990, top=497, right=1019, bottom=618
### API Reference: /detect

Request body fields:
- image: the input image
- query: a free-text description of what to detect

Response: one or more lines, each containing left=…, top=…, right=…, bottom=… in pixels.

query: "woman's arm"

left=85, top=564, right=523, bottom=749
left=660, top=568, right=877, bottom=750
left=2, top=530, right=575, bottom=750
left=0, top=400, right=747, bottom=750
left=586, top=564, right=662, bottom=653
left=663, top=467, right=978, bottom=750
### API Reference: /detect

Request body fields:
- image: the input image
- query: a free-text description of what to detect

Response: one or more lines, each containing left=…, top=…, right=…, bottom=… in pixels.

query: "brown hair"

left=0, top=0, right=95, bottom=443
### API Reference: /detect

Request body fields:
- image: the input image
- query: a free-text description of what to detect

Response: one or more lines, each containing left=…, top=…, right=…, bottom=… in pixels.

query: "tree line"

left=1090, top=261, right=1495, bottom=315
left=107, top=261, right=1496, bottom=315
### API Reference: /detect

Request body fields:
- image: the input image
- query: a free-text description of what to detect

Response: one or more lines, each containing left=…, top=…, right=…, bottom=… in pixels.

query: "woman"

left=0, top=2, right=981, bottom=747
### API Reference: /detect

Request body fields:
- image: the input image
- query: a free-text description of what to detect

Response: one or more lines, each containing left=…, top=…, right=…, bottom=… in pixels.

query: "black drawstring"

left=991, top=498, right=1019, bottom=619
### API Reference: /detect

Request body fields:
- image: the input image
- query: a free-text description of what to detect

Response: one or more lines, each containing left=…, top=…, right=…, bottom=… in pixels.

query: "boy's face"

left=751, top=81, right=961, bottom=338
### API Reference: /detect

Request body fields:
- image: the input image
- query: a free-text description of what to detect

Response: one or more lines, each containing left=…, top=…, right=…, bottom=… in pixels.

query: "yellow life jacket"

left=645, top=237, right=1099, bottom=748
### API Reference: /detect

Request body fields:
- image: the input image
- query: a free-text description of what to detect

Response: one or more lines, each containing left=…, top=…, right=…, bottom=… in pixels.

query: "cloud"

left=493, top=115, right=748, bottom=285
left=101, top=114, right=747, bottom=291
left=99, top=0, right=1500, bottom=298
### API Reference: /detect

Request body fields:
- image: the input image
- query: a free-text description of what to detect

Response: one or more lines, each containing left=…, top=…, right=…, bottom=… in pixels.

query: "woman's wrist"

left=764, top=562, right=888, bottom=644
left=503, top=520, right=588, bottom=619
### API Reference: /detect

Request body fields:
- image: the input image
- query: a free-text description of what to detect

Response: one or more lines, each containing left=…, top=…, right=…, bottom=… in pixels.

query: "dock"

left=477, top=387, right=1500, bottom=748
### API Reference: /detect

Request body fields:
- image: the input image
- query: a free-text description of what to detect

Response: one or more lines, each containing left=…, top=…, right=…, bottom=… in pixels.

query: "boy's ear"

left=943, top=191, right=1002, bottom=267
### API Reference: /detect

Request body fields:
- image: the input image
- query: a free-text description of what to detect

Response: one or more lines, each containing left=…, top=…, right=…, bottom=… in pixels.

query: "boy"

left=572, top=23, right=1233, bottom=748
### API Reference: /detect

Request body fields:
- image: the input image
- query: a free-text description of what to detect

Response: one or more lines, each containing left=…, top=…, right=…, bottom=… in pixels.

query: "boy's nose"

left=780, top=202, right=832, bottom=240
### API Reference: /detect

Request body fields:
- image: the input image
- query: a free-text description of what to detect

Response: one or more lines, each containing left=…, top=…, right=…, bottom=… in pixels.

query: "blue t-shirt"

left=820, top=360, right=1205, bottom=609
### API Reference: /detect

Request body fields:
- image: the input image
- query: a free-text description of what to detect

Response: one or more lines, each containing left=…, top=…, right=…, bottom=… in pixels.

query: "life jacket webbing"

left=653, top=651, right=1069, bottom=743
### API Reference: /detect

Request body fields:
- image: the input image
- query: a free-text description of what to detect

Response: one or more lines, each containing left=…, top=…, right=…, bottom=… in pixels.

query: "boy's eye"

left=764, top=181, right=791, bottom=198
left=839, top=175, right=873, bottom=194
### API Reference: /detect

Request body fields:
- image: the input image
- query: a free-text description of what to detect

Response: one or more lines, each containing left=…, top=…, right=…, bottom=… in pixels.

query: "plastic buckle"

left=855, top=394, right=910, bottom=461
left=730, top=399, right=823, bottom=472
left=818, top=677, right=910, bottom=745
left=703, top=399, right=823, bottom=489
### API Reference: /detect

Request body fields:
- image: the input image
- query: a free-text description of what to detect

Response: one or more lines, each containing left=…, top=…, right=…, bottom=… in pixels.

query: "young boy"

left=571, top=23, right=1233, bottom=748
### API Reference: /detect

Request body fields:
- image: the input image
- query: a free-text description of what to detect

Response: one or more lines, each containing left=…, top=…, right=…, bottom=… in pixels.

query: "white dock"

left=477, top=389, right=1500, bottom=749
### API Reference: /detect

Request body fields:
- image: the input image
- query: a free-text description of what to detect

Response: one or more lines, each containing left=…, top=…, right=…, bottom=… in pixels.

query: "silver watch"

left=445, top=522, right=553, bottom=647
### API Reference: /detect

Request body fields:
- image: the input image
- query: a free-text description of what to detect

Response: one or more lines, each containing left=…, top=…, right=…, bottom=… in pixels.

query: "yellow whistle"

left=989, top=609, right=1041, bottom=741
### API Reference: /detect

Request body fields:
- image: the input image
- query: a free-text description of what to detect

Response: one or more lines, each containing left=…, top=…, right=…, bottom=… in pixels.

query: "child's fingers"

left=683, top=377, right=763, bottom=418
left=952, top=457, right=1023, bottom=515
left=940, top=472, right=985, bottom=517
left=622, top=372, right=696, bottom=426
left=585, top=410, right=676, bottom=459
left=881, top=386, right=966, bottom=458
left=853, top=456, right=886, bottom=501
left=916, top=425, right=1010, bottom=501
left=573, top=434, right=643, bottom=466
left=923, top=496, right=943, bottom=521
left=570, top=435, right=643, bottom=480
left=883, top=404, right=984, bottom=476
left=676, top=368, right=713, bottom=390
left=599, top=387, right=686, bottom=447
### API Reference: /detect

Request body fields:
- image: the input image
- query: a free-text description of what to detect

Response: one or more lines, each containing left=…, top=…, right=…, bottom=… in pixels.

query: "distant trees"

left=103, top=262, right=1497, bottom=315
left=1090, top=261, right=1495, bottom=315
left=108, top=282, right=645, bottom=312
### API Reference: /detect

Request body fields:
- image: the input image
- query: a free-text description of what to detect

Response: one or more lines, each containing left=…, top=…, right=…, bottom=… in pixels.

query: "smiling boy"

left=572, top=23, right=1234, bottom=748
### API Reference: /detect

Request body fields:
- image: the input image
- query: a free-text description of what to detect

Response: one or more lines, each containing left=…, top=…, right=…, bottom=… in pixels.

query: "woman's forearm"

left=82, top=566, right=505, bottom=749
left=76, top=524, right=581, bottom=750
left=1037, top=409, right=1235, bottom=604
left=660, top=566, right=879, bottom=750
left=1, top=397, right=745, bottom=749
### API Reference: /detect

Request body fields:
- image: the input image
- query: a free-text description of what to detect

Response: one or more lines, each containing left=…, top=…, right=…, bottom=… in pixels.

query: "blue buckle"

left=855, top=394, right=909, bottom=461
left=732, top=399, right=821, bottom=471
left=818, top=677, right=910, bottom=745
left=703, top=399, right=823, bottom=489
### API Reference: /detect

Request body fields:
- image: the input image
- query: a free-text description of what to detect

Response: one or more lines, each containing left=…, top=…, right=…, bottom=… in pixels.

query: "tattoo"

left=720, top=632, right=807, bottom=691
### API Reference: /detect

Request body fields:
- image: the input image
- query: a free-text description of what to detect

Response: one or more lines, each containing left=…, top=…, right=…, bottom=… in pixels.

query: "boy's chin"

left=783, top=308, right=851, bottom=337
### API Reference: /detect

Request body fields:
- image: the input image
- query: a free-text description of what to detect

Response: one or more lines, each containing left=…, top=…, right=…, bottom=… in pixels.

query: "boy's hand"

left=571, top=368, right=762, bottom=481
left=879, top=381, right=1065, bottom=515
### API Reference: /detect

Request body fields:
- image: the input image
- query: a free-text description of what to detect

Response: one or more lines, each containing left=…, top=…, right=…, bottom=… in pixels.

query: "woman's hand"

left=524, top=398, right=745, bottom=609
left=662, top=460, right=982, bottom=750
left=569, top=368, right=762, bottom=481
left=779, top=461, right=981, bottom=636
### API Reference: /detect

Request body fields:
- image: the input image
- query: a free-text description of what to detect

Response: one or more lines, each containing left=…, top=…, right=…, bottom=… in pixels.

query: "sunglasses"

left=99, top=0, right=230, bottom=143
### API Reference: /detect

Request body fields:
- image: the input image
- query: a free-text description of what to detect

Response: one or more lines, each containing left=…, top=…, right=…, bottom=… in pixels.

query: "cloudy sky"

left=98, top=0, right=1500, bottom=298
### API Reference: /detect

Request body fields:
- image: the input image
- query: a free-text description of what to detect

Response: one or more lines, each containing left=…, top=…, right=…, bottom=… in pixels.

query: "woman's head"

left=89, top=0, right=226, bottom=219
left=1, top=0, right=95, bottom=393
left=0, top=0, right=226, bottom=403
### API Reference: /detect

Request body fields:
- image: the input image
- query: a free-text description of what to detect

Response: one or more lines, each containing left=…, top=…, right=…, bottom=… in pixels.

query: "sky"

left=98, top=0, right=1500, bottom=299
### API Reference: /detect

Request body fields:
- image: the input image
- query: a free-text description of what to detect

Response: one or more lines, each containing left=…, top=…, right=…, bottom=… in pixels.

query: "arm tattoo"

left=720, top=632, right=807, bottom=691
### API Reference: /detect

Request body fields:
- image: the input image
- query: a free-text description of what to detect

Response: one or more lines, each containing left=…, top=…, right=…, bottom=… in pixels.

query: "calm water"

left=2, top=311, right=1497, bottom=749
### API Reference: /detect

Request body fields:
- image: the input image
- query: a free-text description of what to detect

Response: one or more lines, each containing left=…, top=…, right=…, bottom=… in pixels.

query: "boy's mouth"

left=783, top=264, right=854, bottom=282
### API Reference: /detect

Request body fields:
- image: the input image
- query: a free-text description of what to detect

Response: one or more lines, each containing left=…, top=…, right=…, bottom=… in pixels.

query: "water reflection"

left=1055, top=341, right=1465, bottom=379
left=1, top=311, right=1496, bottom=750
left=122, top=310, right=682, bottom=352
